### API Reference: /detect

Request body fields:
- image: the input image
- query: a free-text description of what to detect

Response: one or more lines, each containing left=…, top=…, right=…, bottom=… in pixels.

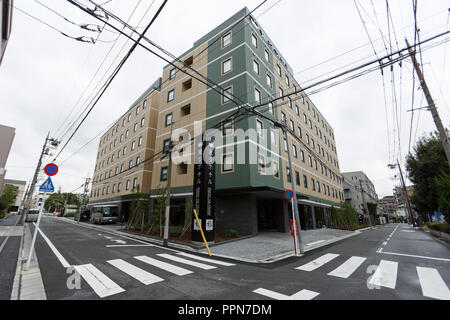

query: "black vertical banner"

left=192, top=135, right=216, bottom=243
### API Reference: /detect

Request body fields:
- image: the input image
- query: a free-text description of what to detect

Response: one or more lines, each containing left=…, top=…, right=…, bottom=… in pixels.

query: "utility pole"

left=406, top=39, right=450, bottom=162
left=78, top=177, right=91, bottom=223
left=359, top=180, right=373, bottom=227
left=389, top=162, right=415, bottom=226
left=281, top=125, right=305, bottom=254
left=163, top=123, right=175, bottom=247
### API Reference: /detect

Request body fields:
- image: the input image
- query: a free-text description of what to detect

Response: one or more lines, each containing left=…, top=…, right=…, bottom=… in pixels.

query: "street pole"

left=282, top=126, right=305, bottom=254
left=163, top=124, right=175, bottom=247
left=405, top=39, right=450, bottom=162
left=359, top=180, right=373, bottom=227
left=79, top=177, right=91, bottom=223
left=25, top=193, right=47, bottom=270
left=396, top=160, right=415, bottom=226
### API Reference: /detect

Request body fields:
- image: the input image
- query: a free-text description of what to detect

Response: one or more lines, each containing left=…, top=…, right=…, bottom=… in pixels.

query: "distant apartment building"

left=0, top=124, right=15, bottom=193
left=342, top=171, right=378, bottom=221
left=89, top=8, right=345, bottom=235
left=1, top=0, right=13, bottom=65
left=3, top=179, right=26, bottom=211
left=89, top=79, right=161, bottom=222
left=378, top=195, right=397, bottom=219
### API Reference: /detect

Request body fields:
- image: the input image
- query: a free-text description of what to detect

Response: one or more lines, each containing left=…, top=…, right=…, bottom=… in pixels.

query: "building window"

left=118, top=183, right=121, bottom=193
left=167, top=89, right=175, bottom=102
left=293, top=144, right=297, bottom=158
left=120, top=164, right=124, bottom=173
left=271, top=129, right=278, bottom=147
left=298, top=127, right=303, bottom=139
left=286, top=75, right=290, bottom=86
left=160, top=167, right=168, bottom=181
left=222, top=153, right=234, bottom=173
left=268, top=102, right=274, bottom=115
left=184, top=56, right=193, bottom=66
left=222, top=32, right=232, bottom=48
left=312, top=178, right=316, bottom=191
left=163, top=139, right=171, bottom=153
left=256, top=119, right=263, bottom=137
left=136, top=106, right=140, bottom=115
left=143, top=100, right=147, bottom=109
left=303, top=175, right=308, bottom=189
left=126, top=180, right=130, bottom=191
left=112, top=185, right=116, bottom=194
left=284, top=138, right=288, bottom=152
left=296, top=171, right=301, bottom=186
left=138, top=136, right=143, bottom=147
left=308, top=155, right=312, bottom=167
left=222, top=58, right=232, bottom=74
left=272, top=161, right=280, bottom=178
left=129, top=160, right=133, bottom=169
left=266, top=74, right=272, bottom=88
left=181, top=104, right=191, bottom=117
left=134, top=123, right=138, bottom=132
left=264, top=49, right=270, bottom=62
left=165, top=113, right=173, bottom=127
left=279, top=87, right=284, bottom=99
left=126, top=130, right=129, bottom=138
left=258, top=154, right=265, bottom=174
left=177, top=163, right=188, bottom=175
left=301, top=150, right=305, bottom=162
left=141, top=117, right=145, bottom=127
left=251, top=33, right=258, bottom=48
left=222, top=120, right=233, bottom=136
left=133, top=178, right=138, bottom=190
left=286, top=167, right=291, bottom=183
left=120, top=134, right=124, bottom=142
left=288, top=97, right=292, bottom=108
left=290, top=120, right=294, bottom=131
left=136, top=156, right=140, bottom=166
left=128, top=114, right=131, bottom=122
left=281, top=112, right=286, bottom=124
left=277, top=65, right=282, bottom=76
left=255, top=88, right=262, bottom=104
left=169, top=68, right=176, bottom=80
left=131, top=141, right=136, bottom=151
left=253, top=59, right=260, bottom=74
left=123, top=146, right=127, bottom=156
left=222, top=86, right=233, bottom=104
left=295, top=105, right=299, bottom=116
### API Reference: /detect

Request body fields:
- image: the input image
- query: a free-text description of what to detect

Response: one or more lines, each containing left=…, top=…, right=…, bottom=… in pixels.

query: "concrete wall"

left=216, top=193, right=258, bottom=236
left=0, top=124, right=15, bottom=193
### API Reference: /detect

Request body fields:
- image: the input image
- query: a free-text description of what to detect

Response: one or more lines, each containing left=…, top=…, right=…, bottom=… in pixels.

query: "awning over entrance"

left=298, top=199, right=336, bottom=209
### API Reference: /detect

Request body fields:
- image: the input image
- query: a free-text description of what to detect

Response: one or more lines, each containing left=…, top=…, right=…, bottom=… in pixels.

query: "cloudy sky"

left=1, top=0, right=449, bottom=198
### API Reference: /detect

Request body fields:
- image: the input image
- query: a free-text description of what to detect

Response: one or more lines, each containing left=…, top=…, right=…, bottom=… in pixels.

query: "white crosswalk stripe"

left=107, top=259, right=164, bottom=285
left=135, top=255, right=193, bottom=276
left=176, top=252, right=236, bottom=266
left=296, top=253, right=340, bottom=271
left=327, top=256, right=367, bottom=279
left=369, top=260, right=398, bottom=289
left=157, top=254, right=217, bottom=270
left=417, top=267, right=450, bottom=300
left=74, top=264, right=125, bottom=298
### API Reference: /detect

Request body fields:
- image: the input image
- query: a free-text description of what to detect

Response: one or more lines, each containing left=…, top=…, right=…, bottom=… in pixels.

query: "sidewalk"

left=58, top=217, right=373, bottom=263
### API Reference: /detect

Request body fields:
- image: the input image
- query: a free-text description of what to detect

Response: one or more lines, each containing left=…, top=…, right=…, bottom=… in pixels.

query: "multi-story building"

left=1, top=0, right=13, bottom=65
left=0, top=124, right=15, bottom=193
left=3, top=179, right=26, bottom=212
left=342, top=171, right=378, bottom=221
left=378, top=195, right=397, bottom=220
left=149, top=7, right=344, bottom=236
left=89, top=79, right=161, bottom=222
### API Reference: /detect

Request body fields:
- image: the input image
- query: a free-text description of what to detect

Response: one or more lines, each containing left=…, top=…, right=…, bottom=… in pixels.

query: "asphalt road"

left=27, top=217, right=450, bottom=301
left=0, top=215, right=22, bottom=300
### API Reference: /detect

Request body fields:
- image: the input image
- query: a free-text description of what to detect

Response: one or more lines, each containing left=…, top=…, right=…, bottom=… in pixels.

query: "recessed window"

left=296, top=171, right=301, bottom=186
left=222, top=86, right=233, bottom=104
left=184, top=56, right=193, bottom=66
left=160, top=167, right=168, bottom=181
left=136, top=106, right=140, bottom=115
left=222, top=32, right=232, bottom=48
left=141, top=117, right=145, bottom=127
left=125, top=130, right=129, bottom=138
left=284, top=138, right=288, bottom=152
left=182, top=79, right=192, bottom=91
left=264, top=49, right=270, bottom=62
left=286, top=167, right=291, bottom=183
left=222, top=120, right=233, bottom=136
left=133, top=178, right=138, bottom=190
left=295, top=105, right=299, bottom=116
left=303, top=113, right=307, bottom=124
left=126, top=180, right=130, bottom=191
left=167, top=89, right=175, bottom=102
left=308, top=155, right=312, bottom=167
left=286, top=75, right=290, bottom=86
left=222, top=58, right=232, bottom=74
left=143, top=100, right=147, bottom=109
left=134, top=123, right=138, bottom=132
left=138, top=136, right=143, bottom=147
left=268, top=102, right=274, bottom=115
left=251, top=33, right=258, bottom=48
left=163, top=139, right=171, bottom=153
left=181, top=104, right=191, bottom=117
left=165, top=113, right=173, bottom=127
left=222, top=153, right=234, bottom=172
left=281, top=112, right=286, bottom=124
left=277, top=65, right=282, bottom=76
left=169, top=68, right=176, bottom=80
left=266, top=74, right=272, bottom=88
left=128, top=114, right=131, bottom=122
left=272, top=161, right=280, bottom=178
left=256, top=119, right=263, bottom=137
left=131, top=141, right=136, bottom=151
left=290, top=120, right=294, bottom=131
left=117, top=183, right=121, bottom=193
left=279, top=87, right=284, bottom=99
left=271, top=129, right=278, bottom=146
left=253, top=59, right=260, bottom=74
left=177, top=163, right=188, bottom=175
left=293, top=145, right=298, bottom=158
left=258, top=154, right=265, bottom=174
left=301, top=150, right=305, bottom=162
left=129, top=160, right=133, bottom=169
left=123, top=146, right=127, bottom=156
left=288, top=97, right=292, bottom=108
left=254, top=88, right=262, bottom=104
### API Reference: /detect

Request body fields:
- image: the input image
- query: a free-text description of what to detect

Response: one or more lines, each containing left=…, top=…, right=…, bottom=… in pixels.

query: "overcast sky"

left=0, top=0, right=449, bottom=198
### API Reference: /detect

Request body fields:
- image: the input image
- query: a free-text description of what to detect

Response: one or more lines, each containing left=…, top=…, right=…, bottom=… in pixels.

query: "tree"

left=330, top=202, right=359, bottom=231
left=0, top=185, right=17, bottom=212
left=435, top=172, right=450, bottom=224
left=44, top=193, right=80, bottom=212
left=127, top=185, right=151, bottom=232
left=406, top=132, right=450, bottom=220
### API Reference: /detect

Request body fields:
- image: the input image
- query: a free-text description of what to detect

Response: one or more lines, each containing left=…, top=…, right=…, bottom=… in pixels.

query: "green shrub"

left=64, top=212, right=75, bottom=217
left=424, top=222, right=450, bottom=234
left=169, top=225, right=183, bottom=238
left=0, top=211, right=5, bottom=220
left=224, top=229, right=238, bottom=238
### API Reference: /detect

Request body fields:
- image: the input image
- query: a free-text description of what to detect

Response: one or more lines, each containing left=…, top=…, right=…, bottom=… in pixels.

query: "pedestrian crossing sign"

left=39, top=177, right=55, bottom=193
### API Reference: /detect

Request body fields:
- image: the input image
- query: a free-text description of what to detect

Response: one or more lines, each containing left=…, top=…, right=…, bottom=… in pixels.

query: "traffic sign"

left=39, top=177, right=55, bottom=193
left=284, top=189, right=294, bottom=200
left=44, top=163, right=59, bottom=176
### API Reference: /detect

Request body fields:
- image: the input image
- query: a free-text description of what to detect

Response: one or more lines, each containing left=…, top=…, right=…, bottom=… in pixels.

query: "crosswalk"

left=295, top=253, right=450, bottom=300
left=73, top=253, right=235, bottom=298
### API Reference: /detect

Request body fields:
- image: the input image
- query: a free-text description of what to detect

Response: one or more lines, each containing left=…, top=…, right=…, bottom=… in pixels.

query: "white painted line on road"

left=253, top=288, right=319, bottom=300
left=177, top=252, right=236, bottom=266
left=296, top=253, right=340, bottom=272
left=33, top=223, right=71, bottom=268
left=327, top=256, right=367, bottom=279
left=306, top=240, right=326, bottom=246
left=369, top=260, right=398, bottom=289
left=107, top=259, right=164, bottom=285
left=135, top=256, right=193, bottom=276
left=106, top=244, right=154, bottom=248
left=417, top=267, right=450, bottom=300
left=157, top=254, right=217, bottom=270
left=382, top=242, right=388, bottom=246
left=73, top=264, right=125, bottom=298
left=378, top=250, right=450, bottom=262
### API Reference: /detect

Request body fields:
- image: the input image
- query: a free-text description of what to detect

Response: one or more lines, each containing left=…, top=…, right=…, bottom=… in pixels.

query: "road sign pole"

left=291, top=198, right=298, bottom=255
left=25, top=193, right=47, bottom=271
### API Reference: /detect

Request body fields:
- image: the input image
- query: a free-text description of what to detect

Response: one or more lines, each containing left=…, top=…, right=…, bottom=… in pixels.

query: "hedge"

left=424, top=222, right=450, bottom=235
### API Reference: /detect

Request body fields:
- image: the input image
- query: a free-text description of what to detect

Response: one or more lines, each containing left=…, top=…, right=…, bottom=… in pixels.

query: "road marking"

left=106, top=245, right=154, bottom=248
left=417, top=267, right=450, bottom=300
left=296, top=253, right=340, bottom=271
left=382, top=242, right=388, bottom=246
left=135, top=256, right=193, bottom=276
left=369, top=260, right=398, bottom=289
left=157, top=254, right=217, bottom=270
left=327, top=256, right=367, bottom=279
left=33, top=223, right=71, bottom=268
left=253, top=288, right=319, bottom=300
left=306, top=240, right=326, bottom=246
left=378, top=250, right=450, bottom=262
left=177, top=252, right=236, bottom=266
left=73, top=264, right=125, bottom=298
left=107, top=259, right=164, bottom=285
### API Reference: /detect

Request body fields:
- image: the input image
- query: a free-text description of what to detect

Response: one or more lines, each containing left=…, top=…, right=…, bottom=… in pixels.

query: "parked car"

left=92, top=206, right=119, bottom=225
left=25, top=209, right=40, bottom=222
left=78, top=210, right=91, bottom=222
